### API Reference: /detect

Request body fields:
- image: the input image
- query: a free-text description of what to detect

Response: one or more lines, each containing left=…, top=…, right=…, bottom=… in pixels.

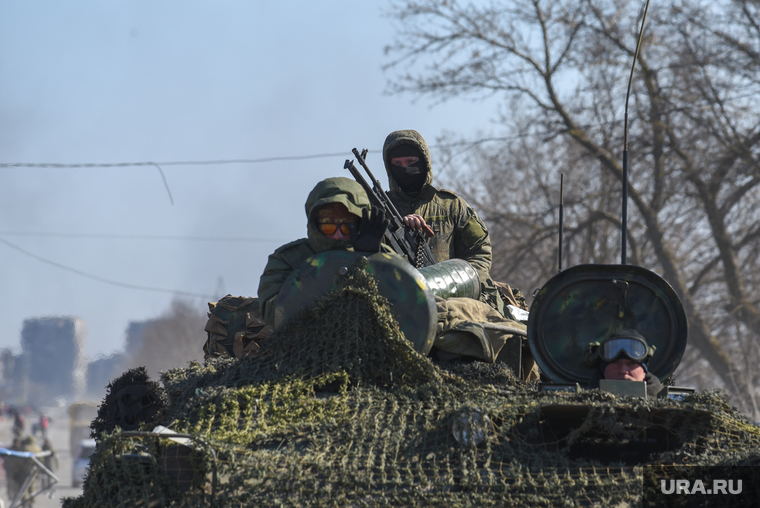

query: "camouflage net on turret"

left=64, top=257, right=760, bottom=507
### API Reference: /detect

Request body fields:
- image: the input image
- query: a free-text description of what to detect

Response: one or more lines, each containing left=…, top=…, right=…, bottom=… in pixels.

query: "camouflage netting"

left=64, top=257, right=760, bottom=507
left=90, top=366, right=167, bottom=436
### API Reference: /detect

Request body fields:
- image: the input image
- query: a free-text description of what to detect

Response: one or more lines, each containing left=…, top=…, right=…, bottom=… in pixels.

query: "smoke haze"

left=0, top=1, right=499, bottom=361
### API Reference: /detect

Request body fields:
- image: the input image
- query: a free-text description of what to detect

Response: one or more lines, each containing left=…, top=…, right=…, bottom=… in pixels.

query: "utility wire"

left=155, top=163, right=174, bottom=205
left=0, top=138, right=531, bottom=208
left=0, top=129, right=618, bottom=172
left=0, top=138, right=528, bottom=171
left=0, top=139, right=538, bottom=301
left=0, top=236, right=216, bottom=300
left=0, top=153, right=361, bottom=206
left=0, top=151, right=354, bottom=169
left=0, top=231, right=289, bottom=243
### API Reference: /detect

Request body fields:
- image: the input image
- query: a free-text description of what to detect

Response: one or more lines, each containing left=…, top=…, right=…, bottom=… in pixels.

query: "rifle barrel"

left=346, top=148, right=436, bottom=267
left=351, top=148, right=404, bottom=219
left=344, top=159, right=383, bottom=210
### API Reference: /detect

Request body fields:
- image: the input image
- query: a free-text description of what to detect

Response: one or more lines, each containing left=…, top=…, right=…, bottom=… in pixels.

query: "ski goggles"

left=318, top=222, right=354, bottom=236
left=599, top=336, right=649, bottom=363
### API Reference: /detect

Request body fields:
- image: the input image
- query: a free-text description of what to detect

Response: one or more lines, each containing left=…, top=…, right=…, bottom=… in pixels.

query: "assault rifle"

left=344, top=148, right=436, bottom=268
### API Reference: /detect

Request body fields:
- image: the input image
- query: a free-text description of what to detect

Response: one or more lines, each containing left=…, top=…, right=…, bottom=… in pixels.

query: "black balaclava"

left=387, top=144, right=427, bottom=197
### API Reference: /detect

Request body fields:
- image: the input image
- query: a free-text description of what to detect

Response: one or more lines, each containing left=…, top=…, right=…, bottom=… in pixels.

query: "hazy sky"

left=0, top=1, right=501, bottom=360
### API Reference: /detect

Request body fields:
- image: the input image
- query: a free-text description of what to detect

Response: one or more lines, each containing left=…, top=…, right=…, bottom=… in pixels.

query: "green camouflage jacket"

left=258, top=177, right=379, bottom=325
left=383, top=130, right=492, bottom=280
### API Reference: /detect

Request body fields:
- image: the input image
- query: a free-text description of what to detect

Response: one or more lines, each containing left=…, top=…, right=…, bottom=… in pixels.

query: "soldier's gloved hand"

left=350, top=207, right=388, bottom=253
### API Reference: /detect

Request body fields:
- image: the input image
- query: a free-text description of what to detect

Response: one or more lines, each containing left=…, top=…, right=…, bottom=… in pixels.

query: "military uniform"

left=383, top=130, right=492, bottom=281
left=258, top=177, right=392, bottom=326
left=383, top=130, right=538, bottom=379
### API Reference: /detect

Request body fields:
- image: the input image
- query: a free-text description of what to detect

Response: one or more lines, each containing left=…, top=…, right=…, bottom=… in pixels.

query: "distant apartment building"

left=20, top=316, right=87, bottom=406
left=84, top=319, right=151, bottom=398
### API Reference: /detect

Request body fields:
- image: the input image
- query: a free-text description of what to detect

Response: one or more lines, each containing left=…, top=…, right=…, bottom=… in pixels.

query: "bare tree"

left=385, top=0, right=760, bottom=415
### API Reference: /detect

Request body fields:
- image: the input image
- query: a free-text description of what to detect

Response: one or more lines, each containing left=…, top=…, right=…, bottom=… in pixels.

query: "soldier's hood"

left=304, top=176, right=370, bottom=253
left=382, top=130, right=434, bottom=196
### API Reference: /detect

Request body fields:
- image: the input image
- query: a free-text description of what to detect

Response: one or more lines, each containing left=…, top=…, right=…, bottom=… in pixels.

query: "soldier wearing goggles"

left=257, top=177, right=389, bottom=327
left=583, top=329, right=663, bottom=397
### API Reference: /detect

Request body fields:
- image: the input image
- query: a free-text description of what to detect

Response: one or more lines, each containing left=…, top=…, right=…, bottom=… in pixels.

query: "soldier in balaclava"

left=258, top=177, right=388, bottom=326
left=383, top=130, right=493, bottom=282
left=382, top=130, right=540, bottom=380
left=383, top=130, right=533, bottom=321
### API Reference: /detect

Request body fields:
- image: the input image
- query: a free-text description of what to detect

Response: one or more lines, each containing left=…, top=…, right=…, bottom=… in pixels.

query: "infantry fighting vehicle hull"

left=64, top=251, right=760, bottom=508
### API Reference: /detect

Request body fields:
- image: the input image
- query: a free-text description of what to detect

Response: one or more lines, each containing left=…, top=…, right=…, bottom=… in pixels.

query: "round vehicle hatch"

left=527, top=264, right=687, bottom=384
left=275, top=251, right=437, bottom=355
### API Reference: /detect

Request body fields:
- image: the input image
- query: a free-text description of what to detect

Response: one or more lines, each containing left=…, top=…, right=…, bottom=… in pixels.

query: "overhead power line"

left=0, top=236, right=216, bottom=300
left=0, top=231, right=289, bottom=243
left=0, top=151, right=357, bottom=170
left=0, top=138, right=528, bottom=171
left=0, top=152, right=365, bottom=206
left=0, top=138, right=530, bottom=207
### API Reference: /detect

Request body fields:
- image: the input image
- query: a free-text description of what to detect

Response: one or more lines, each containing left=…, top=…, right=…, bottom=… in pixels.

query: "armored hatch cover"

left=275, top=250, right=437, bottom=355
left=527, top=264, right=688, bottom=384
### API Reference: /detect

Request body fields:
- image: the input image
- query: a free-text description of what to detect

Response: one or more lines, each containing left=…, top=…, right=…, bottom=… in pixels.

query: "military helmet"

left=582, top=329, right=657, bottom=369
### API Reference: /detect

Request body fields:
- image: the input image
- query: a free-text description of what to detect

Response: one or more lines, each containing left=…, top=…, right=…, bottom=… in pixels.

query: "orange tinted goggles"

left=318, top=222, right=353, bottom=235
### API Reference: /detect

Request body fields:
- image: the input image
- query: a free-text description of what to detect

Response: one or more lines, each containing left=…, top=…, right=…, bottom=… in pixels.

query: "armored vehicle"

left=64, top=250, right=760, bottom=508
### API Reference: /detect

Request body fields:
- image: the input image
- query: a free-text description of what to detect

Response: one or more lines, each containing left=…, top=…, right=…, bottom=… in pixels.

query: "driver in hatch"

left=583, top=329, right=663, bottom=397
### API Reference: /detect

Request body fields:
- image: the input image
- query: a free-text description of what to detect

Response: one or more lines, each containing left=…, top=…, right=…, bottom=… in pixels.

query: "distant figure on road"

left=40, top=437, right=59, bottom=489
left=31, top=413, right=50, bottom=439
left=6, top=434, right=43, bottom=505
left=11, top=408, right=25, bottom=438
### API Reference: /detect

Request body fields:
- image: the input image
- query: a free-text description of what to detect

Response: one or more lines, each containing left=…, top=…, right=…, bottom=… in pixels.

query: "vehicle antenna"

left=621, top=0, right=652, bottom=265
left=558, top=173, right=564, bottom=272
